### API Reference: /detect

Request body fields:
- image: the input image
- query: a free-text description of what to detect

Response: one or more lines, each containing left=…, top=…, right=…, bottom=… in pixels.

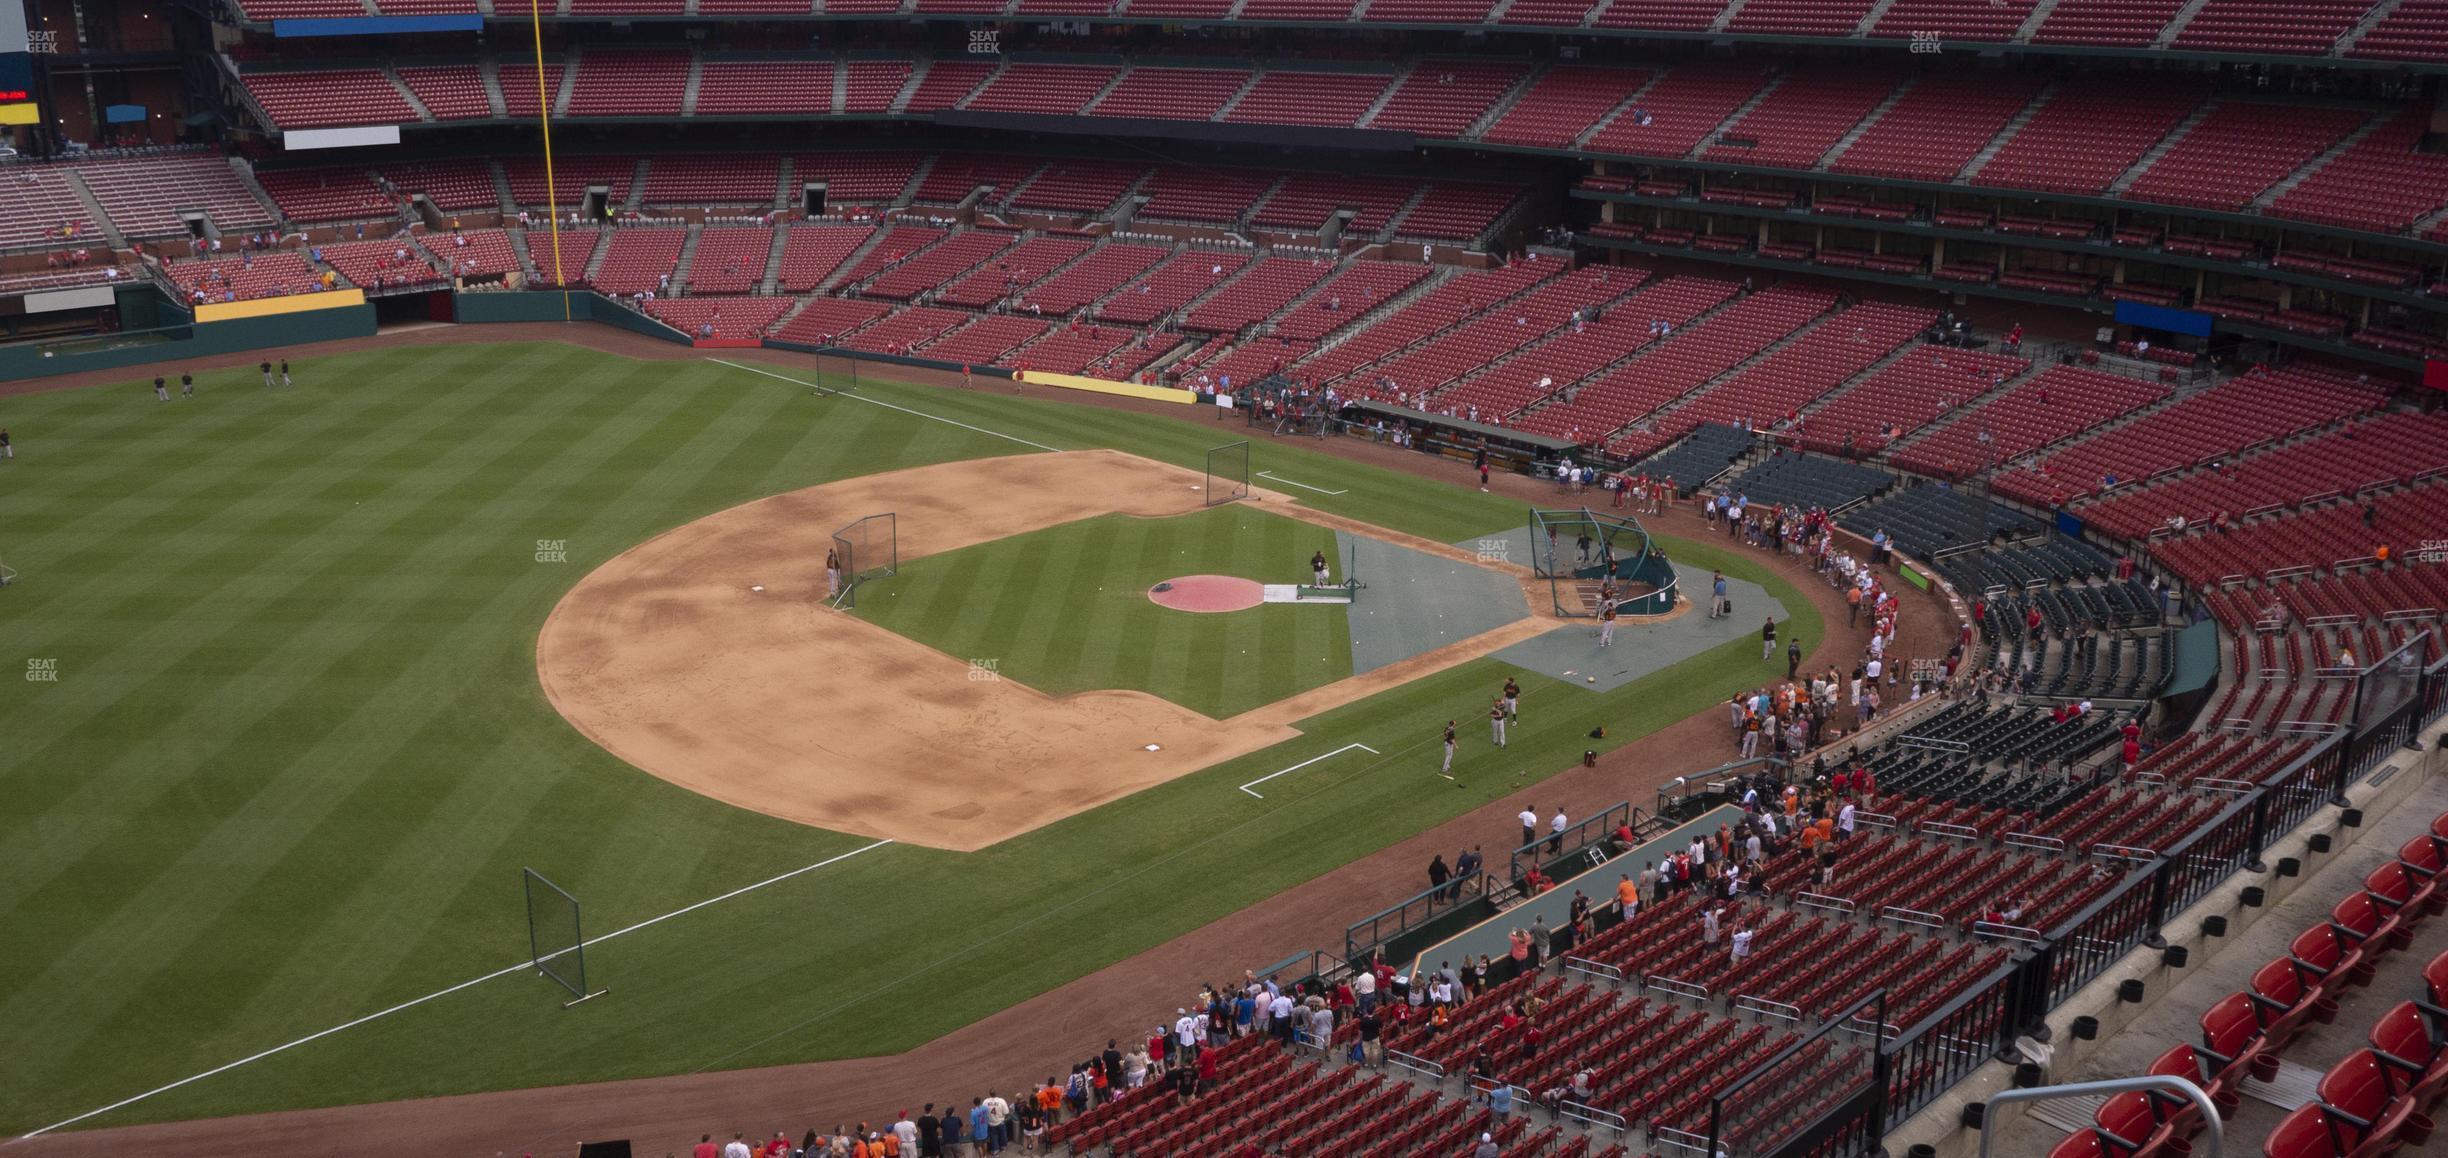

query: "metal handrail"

left=1980, top=1076, right=2220, bottom=1158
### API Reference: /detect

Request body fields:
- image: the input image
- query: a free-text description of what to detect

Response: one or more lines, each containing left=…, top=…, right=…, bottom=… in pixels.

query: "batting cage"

left=829, top=512, right=899, bottom=609
left=1529, top=507, right=1678, bottom=618
left=1205, top=441, right=1251, bottom=507
left=523, top=868, right=608, bottom=1007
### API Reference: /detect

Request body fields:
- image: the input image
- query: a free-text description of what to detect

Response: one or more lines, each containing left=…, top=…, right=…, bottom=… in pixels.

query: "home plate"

left=751, top=585, right=765, bottom=592
left=1144, top=744, right=1163, bottom=752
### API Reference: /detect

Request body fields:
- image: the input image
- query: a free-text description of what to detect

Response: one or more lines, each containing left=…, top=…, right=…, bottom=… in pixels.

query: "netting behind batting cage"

left=829, top=512, right=898, bottom=610
left=1206, top=441, right=1251, bottom=507
left=523, top=868, right=590, bottom=1002
left=1529, top=507, right=1678, bottom=618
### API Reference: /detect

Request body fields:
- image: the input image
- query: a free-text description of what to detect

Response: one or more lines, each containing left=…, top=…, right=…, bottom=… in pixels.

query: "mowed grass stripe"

left=4, top=359, right=747, bottom=1085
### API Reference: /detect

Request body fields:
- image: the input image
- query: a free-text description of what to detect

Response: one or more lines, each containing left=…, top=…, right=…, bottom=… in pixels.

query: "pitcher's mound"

left=1149, top=575, right=1265, bottom=613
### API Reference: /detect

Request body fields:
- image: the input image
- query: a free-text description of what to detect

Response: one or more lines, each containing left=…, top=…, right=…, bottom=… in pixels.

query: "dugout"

left=1341, top=400, right=1576, bottom=474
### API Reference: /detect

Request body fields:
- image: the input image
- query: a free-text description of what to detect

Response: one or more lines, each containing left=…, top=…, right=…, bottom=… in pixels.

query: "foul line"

left=1256, top=470, right=1348, bottom=496
left=1239, top=743, right=1380, bottom=798
left=17, top=838, right=894, bottom=1141
left=707, top=358, right=1065, bottom=454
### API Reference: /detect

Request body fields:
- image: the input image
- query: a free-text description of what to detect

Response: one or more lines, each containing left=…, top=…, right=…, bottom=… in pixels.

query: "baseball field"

left=0, top=340, right=1820, bottom=1138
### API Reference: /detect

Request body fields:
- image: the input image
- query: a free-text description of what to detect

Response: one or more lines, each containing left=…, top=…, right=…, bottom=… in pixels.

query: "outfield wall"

left=0, top=287, right=376, bottom=383
left=452, top=291, right=694, bottom=346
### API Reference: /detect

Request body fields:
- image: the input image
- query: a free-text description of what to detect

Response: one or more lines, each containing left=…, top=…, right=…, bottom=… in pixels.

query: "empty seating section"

left=503, top=155, right=635, bottom=209
left=774, top=225, right=875, bottom=291
left=1519, top=282, right=1807, bottom=446
left=163, top=252, right=324, bottom=301
left=1013, top=326, right=1140, bottom=375
left=2173, top=0, right=2370, bottom=54
left=696, top=61, right=833, bottom=115
left=1254, top=174, right=1414, bottom=236
left=643, top=296, right=794, bottom=339
left=963, top=64, right=1119, bottom=115
left=2079, top=411, right=2448, bottom=541
left=1633, top=423, right=1755, bottom=486
left=1360, top=0, right=1498, bottom=20
left=397, top=65, right=492, bottom=120
left=1584, top=63, right=1769, bottom=158
left=1221, top=71, right=1391, bottom=127
left=920, top=315, right=1052, bottom=365
left=318, top=239, right=444, bottom=291
left=1589, top=0, right=1724, bottom=28
left=771, top=297, right=891, bottom=345
left=233, top=0, right=370, bottom=18
left=861, top=229, right=1014, bottom=300
left=585, top=229, right=685, bottom=295
left=936, top=236, right=1090, bottom=307
left=843, top=61, right=914, bottom=113
left=1013, top=0, right=1120, bottom=12
left=1137, top=168, right=1278, bottom=225
left=1023, top=243, right=1167, bottom=313
left=793, top=153, right=919, bottom=203
left=1237, top=0, right=1362, bottom=17
left=2273, top=112, right=2448, bottom=235
left=1579, top=287, right=1859, bottom=446
left=1121, top=0, right=1235, bottom=14
left=1086, top=67, right=1252, bottom=121
left=1395, top=183, right=1521, bottom=241
left=1445, top=276, right=1728, bottom=433
left=1271, top=261, right=1429, bottom=342
left=1482, top=67, right=1647, bottom=149
left=1971, top=80, right=2206, bottom=195
left=1097, top=252, right=1250, bottom=325
left=1890, top=367, right=2169, bottom=479
left=1841, top=484, right=2038, bottom=557
left=75, top=153, right=275, bottom=239
left=2351, top=0, right=2448, bottom=59
left=686, top=228, right=776, bottom=294
left=643, top=155, right=781, bottom=207
left=1302, top=261, right=1560, bottom=391
left=1700, top=67, right=1902, bottom=170
left=842, top=305, right=973, bottom=354
left=566, top=51, right=690, bottom=118
left=378, top=159, right=498, bottom=212
left=1830, top=72, right=2048, bottom=182
left=243, top=70, right=419, bottom=130
left=1726, top=0, right=1876, bottom=35
left=1793, top=342, right=2027, bottom=459
left=904, top=62, right=995, bottom=112
left=2029, top=0, right=2187, bottom=45
left=2152, top=481, right=2448, bottom=585
left=427, top=229, right=520, bottom=278
left=0, top=169, right=96, bottom=250
left=1184, top=257, right=1332, bottom=334
left=497, top=60, right=559, bottom=121
left=1356, top=266, right=1633, bottom=404
left=1867, top=0, right=2038, bottom=40
left=2124, top=103, right=2369, bottom=212
left=257, top=168, right=394, bottom=224
left=1010, top=161, right=1145, bottom=215
left=1366, top=63, right=1524, bottom=136
left=911, top=0, right=1010, bottom=11
left=696, top=0, right=817, bottom=10
left=1722, top=453, right=1895, bottom=512
left=568, top=0, right=684, bottom=11
left=1992, top=369, right=2389, bottom=509
left=914, top=155, right=1041, bottom=205
left=375, top=0, right=480, bottom=10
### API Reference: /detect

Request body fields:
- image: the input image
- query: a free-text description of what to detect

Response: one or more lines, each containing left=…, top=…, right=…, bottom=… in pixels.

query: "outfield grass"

left=858, top=504, right=1353, bottom=718
left=0, top=342, right=1819, bottom=1132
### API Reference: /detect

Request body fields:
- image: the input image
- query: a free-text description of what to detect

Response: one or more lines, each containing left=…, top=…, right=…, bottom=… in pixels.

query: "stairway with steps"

left=2012, top=0, right=2066, bottom=39
left=670, top=225, right=704, bottom=294
left=61, top=173, right=129, bottom=251
left=507, top=228, right=543, bottom=284
left=816, top=227, right=894, bottom=294
left=550, top=57, right=576, bottom=119
left=226, top=158, right=284, bottom=229
left=1699, top=72, right=1791, bottom=158
left=1517, top=294, right=1833, bottom=433
left=1305, top=266, right=1455, bottom=357
left=1571, top=71, right=1670, bottom=150
left=479, top=60, right=507, bottom=118
left=889, top=60, right=928, bottom=114
left=626, top=159, right=650, bottom=212
left=1373, top=185, right=1434, bottom=244
left=1819, top=77, right=1919, bottom=171
left=2107, top=100, right=2218, bottom=194
left=1353, top=65, right=1412, bottom=129
left=385, top=67, right=433, bottom=122
left=1958, top=82, right=2058, bottom=183
left=2152, top=0, right=2219, bottom=47
left=773, top=157, right=795, bottom=213
left=679, top=53, right=703, bottom=117
left=758, top=224, right=789, bottom=294
left=1709, top=0, right=1749, bottom=31
left=1212, top=67, right=1264, bottom=120
left=578, top=229, right=613, bottom=283
left=2254, top=112, right=2385, bottom=208
left=489, top=161, right=517, bottom=215
left=2333, top=0, right=2410, bottom=55
left=1852, top=0, right=1904, bottom=36
left=893, top=156, right=936, bottom=209
left=1872, top=362, right=2048, bottom=463
left=1461, top=64, right=1544, bottom=141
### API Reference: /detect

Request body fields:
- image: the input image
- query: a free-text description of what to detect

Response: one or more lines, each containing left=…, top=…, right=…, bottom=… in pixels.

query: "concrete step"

left=671, top=223, right=703, bottom=293
left=1213, top=67, right=1264, bottom=121
left=386, top=65, right=433, bottom=123
left=1572, top=70, right=1668, bottom=150
left=1960, top=81, right=2058, bottom=184
left=1820, top=76, right=1917, bottom=171
left=1462, top=63, right=1543, bottom=142
left=2013, top=0, right=2066, bottom=40
left=2108, top=98, right=2217, bottom=194
left=2334, top=0, right=2409, bottom=55
left=2152, top=0, right=2218, bottom=48
left=1852, top=0, right=1902, bottom=36
left=759, top=223, right=788, bottom=294
left=680, top=51, right=703, bottom=117
left=2255, top=112, right=2384, bottom=208
left=61, top=171, right=128, bottom=252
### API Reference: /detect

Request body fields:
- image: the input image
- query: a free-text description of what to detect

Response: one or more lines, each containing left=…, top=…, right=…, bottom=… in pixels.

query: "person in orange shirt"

left=1615, top=872, right=1640, bottom=921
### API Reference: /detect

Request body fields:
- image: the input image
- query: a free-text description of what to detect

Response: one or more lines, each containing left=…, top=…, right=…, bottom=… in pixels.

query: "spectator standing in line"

left=723, top=1134, right=754, bottom=1158
left=1519, top=803, right=1538, bottom=850
left=917, top=1105, right=941, bottom=1157
left=693, top=1136, right=720, bottom=1158
left=982, top=1092, right=1009, bottom=1154
left=938, top=1106, right=963, bottom=1155
left=1549, top=808, right=1568, bottom=854
left=966, top=1098, right=988, bottom=1155
left=893, top=1112, right=919, bottom=1157
left=1429, top=853, right=1452, bottom=900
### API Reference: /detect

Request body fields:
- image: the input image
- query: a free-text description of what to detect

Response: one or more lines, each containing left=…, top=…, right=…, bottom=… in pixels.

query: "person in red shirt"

left=692, top=1136, right=720, bottom=1158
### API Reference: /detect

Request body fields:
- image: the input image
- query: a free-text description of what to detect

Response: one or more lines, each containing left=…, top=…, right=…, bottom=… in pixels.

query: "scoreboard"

left=0, top=0, right=34, bottom=127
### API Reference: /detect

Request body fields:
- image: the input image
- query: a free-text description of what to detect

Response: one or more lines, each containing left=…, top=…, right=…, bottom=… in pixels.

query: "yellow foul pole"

left=529, top=0, right=567, bottom=319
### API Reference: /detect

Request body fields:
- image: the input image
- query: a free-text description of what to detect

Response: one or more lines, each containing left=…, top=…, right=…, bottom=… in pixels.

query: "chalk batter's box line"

left=1257, top=471, right=1348, bottom=496
left=1239, top=742, right=1381, bottom=798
